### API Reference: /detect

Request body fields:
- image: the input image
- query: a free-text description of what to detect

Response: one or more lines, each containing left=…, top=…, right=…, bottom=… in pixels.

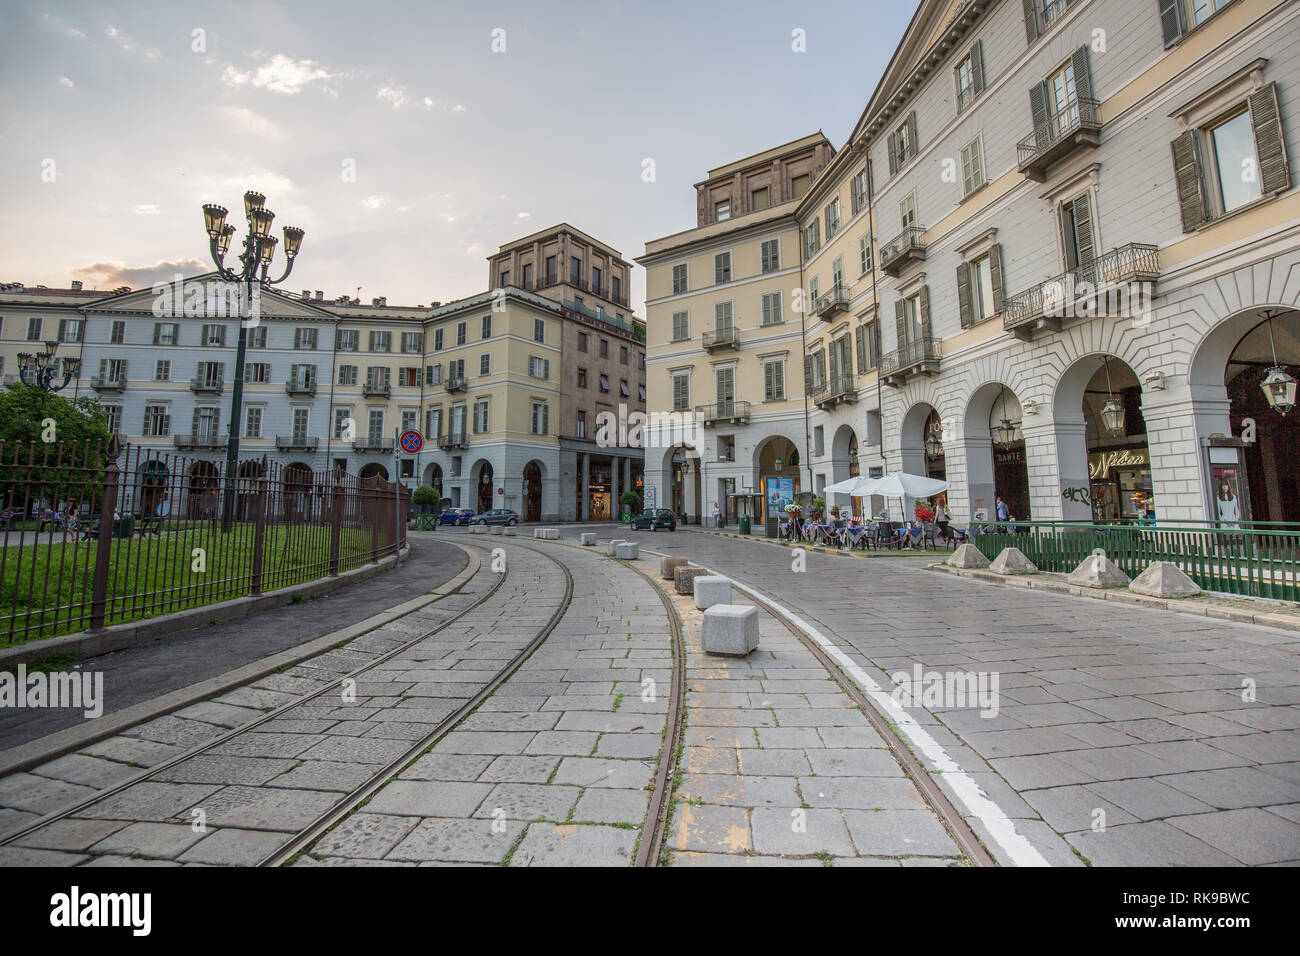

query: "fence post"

left=394, top=478, right=401, bottom=564
left=251, top=473, right=268, bottom=594
left=89, top=463, right=119, bottom=630
left=330, top=478, right=343, bottom=575
left=369, top=480, right=380, bottom=560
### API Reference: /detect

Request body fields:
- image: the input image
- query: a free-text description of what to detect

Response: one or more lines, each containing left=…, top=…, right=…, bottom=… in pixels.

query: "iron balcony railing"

left=702, top=326, right=741, bottom=351
left=190, top=377, right=224, bottom=395
left=815, top=373, right=858, bottom=408
left=879, top=337, right=941, bottom=380
left=285, top=379, right=317, bottom=396
left=352, top=438, right=395, bottom=453
left=814, top=283, right=850, bottom=320
left=90, top=375, right=127, bottom=392
left=445, top=375, right=468, bottom=393
left=562, top=299, right=647, bottom=342
left=437, top=431, right=469, bottom=450
left=697, top=401, right=751, bottom=425
left=879, top=226, right=927, bottom=277
left=1017, top=97, right=1101, bottom=179
left=1024, top=0, right=1071, bottom=38
left=275, top=435, right=319, bottom=451
left=1004, top=243, right=1160, bottom=334
left=174, top=434, right=225, bottom=450
left=362, top=382, right=391, bottom=398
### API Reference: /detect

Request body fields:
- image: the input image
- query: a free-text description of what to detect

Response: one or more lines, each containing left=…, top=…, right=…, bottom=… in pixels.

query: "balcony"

left=814, top=374, right=858, bottom=410
left=880, top=337, right=941, bottom=387
left=437, top=431, right=469, bottom=450
left=445, top=375, right=468, bottom=393
left=697, top=401, right=751, bottom=427
left=174, top=434, right=225, bottom=450
left=191, top=377, right=224, bottom=395
left=90, top=375, right=127, bottom=393
left=702, top=326, right=740, bottom=352
left=814, top=284, right=850, bottom=321
left=285, top=379, right=317, bottom=397
left=353, top=438, right=395, bottom=453
left=880, top=226, right=927, bottom=277
left=1004, top=243, right=1160, bottom=341
left=1017, top=98, right=1101, bottom=182
left=562, top=299, right=647, bottom=343
left=362, top=382, right=391, bottom=398
left=275, top=435, right=319, bottom=452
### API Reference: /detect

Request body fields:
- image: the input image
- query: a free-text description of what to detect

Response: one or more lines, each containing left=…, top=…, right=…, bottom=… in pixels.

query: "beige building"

left=643, top=0, right=1300, bottom=528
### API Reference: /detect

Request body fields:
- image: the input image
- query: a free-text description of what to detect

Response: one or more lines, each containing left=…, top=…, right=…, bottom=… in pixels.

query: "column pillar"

left=623, top=457, right=631, bottom=507
left=610, top=454, right=620, bottom=520
left=581, top=452, right=590, bottom=522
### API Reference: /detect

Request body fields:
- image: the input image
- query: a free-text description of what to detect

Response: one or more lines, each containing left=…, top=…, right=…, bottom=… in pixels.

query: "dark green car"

left=632, top=508, right=677, bottom=531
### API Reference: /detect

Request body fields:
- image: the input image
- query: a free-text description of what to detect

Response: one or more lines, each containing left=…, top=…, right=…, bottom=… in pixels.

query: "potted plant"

left=811, top=496, right=826, bottom=521
left=619, top=490, right=640, bottom=522
left=412, top=485, right=440, bottom=514
left=914, top=499, right=936, bottom=523
left=784, top=502, right=802, bottom=518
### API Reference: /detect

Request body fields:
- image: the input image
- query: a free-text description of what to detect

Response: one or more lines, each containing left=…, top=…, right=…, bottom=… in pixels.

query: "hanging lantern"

left=1261, top=366, right=1297, bottom=416
left=1101, top=397, right=1126, bottom=435
left=773, top=457, right=784, bottom=473
left=992, top=419, right=1020, bottom=446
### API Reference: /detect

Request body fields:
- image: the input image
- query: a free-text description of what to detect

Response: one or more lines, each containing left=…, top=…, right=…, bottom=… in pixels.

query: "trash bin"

left=738, top=514, right=750, bottom=535
left=765, top=516, right=778, bottom=538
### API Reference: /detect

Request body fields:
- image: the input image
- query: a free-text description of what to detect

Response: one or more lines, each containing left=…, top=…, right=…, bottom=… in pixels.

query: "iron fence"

left=0, top=440, right=408, bottom=645
left=971, top=519, right=1300, bottom=601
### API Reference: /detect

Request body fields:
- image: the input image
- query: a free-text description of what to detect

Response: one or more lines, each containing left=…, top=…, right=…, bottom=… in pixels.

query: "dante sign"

left=1088, top=449, right=1148, bottom=480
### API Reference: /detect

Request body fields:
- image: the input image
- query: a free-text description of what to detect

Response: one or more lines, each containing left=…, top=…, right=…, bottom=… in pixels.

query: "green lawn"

left=1, top=523, right=381, bottom=645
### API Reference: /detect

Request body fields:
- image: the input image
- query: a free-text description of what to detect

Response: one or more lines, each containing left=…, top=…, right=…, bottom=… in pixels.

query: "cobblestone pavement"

left=0, top=543, right=562, bottom=865
left=554, top=526, right=1300, bottom=866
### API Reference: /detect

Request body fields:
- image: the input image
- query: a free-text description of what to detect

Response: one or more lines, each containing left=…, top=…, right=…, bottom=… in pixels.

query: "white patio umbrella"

left=854, top=472, right=951, bottom=521
left=822, top=476, right=874, bottom=498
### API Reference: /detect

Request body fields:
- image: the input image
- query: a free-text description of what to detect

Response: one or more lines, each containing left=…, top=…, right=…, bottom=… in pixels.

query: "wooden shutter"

left=1072, top=47, right=1092, bottom=103
left=1029, top=81, right=1051, bottom=149
left=989, top=245, right=1005, bottom=315
left=98, top=359, right=107, bottom=381
left=803, top=355, right=813, bottom=391
left=856, top=325, right=867, bottom=371
left=1250, top=83, right=1291, bottom=196
left=887, top=131, right=899, bottom=175
left=152, top=323, right=161, bottom=345
left=919, top=286, right=932, bottom=341
left=1171, top=130, right=1208, bottom=231
left=1159, top=0, right=1184, bottom=47
left=191, top=407, right=201, bottom=437
left=828, top=344, right=839, bottom=384
left=844, top=336, right=854, bottom=378
left=906, top=112, right=919, bottom=161
left=895, top=299, right=907, bottom=349
left=1023, top=0, right=1040, bottom=44
left=1072, top=194, right=1097, bottom=280
left=543, top=358, right=550, bottom=379
left=957, top=263, right=973, bottom=328
left=971, top=40, right=986, bottom=96
left=764, top=362, right=775, bottom=402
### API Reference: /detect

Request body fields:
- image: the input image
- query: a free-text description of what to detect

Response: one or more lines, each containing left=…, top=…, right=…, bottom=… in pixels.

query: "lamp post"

left=200, top=191, right=305, bottom=531
left=1260, top=310, right=1297, bottom=416
left=16, top=341, right=80, bottom=393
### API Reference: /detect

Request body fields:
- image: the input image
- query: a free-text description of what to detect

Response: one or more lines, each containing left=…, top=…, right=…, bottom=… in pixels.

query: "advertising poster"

left=1212, top=465, right=1244, bottom=524
left=766, top=477, right=795, bottom=515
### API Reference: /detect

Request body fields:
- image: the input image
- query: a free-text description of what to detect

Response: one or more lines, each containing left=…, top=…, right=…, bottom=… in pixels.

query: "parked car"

left=472, top=508, right=519, bottom=527
left=632, top=508, right=677, bottom=531
left=437, top=508, right=476, bottom=526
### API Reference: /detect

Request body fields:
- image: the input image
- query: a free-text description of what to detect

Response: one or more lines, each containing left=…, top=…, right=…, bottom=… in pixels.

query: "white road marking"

left=641, top=546, right=1051, bottom=868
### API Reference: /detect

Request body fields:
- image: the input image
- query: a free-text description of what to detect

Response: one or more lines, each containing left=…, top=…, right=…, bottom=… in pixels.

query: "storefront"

left=1089, top=447, right=1153, bottom=522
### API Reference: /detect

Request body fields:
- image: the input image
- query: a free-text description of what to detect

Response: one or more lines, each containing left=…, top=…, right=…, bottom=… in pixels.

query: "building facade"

left=642, top=0, right=1300, bottom=529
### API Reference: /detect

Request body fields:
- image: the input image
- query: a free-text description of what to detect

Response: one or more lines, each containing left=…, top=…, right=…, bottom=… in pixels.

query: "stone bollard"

left=580, top=532, right=597, bottom=546
left=471, top=524, right=486, bottom=534
left=606, top=539, right=626, bottom=556
left=534, top=528, right=559, bottom=540
left=660, top=555, right=688, bottom=581
left=614, top=541, right=639, bottom=560
left=1067, top=552, right=1129, bottom=588
left=948, top=543, right=990, bottom=569
left=503, top=527, right=517, bottom=536
left=693, top=575, right=732, bottom=610
left=674, top=565, right=709, bottom=596
left=490, top=525, right=504, bottom=535
left=989, top=547, right=1037, bottom=575
left=702, top=604, right=760, bottom=657
left=1129, top=561, right=1201, bottom=598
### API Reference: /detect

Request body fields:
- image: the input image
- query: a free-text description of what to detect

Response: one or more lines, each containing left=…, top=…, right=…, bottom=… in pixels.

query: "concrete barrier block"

left=948, top=544, right=990, bottom=569
left=989, top=547, right=1037, bottom=575
left=471, top=524, right=486, bottom=534
left=660, top=556, right=688, bottom=580
left=1067, top=553, right=1130, bottom=588
left=534, top=528, right=559, bottom=540
left=580, top=532, right=597, bottom=546
left=490, top=525, right=505, bottom=535
left=606, top=539, right=626, bottom=556
left=702, top=604, right=760, bottom=657
left=1129, top=561, right=1201, bottom=598
left=674, top=565, right=709, bottom=595
left=614, top=542, right=639, bottom=560
left=503, top=528, right=517, bottom=536
left=694, top=575, right=733, bottom=610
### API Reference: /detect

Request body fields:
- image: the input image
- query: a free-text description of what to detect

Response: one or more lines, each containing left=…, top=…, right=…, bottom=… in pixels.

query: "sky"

left=0, top=0, right=915, bottom=314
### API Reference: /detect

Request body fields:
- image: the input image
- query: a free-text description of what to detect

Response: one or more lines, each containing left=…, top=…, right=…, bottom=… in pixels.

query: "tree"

left=0, top=384, right=112, bottom=507
left=412, top=484, right=441, bottom=510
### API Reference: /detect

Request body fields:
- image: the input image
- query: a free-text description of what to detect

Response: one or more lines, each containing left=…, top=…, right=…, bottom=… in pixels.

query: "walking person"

left=712, top=501, right=721, bottom=529
left=935, top=498, right=949, bottom=534
left=996, top=495, right=1011, bottom=524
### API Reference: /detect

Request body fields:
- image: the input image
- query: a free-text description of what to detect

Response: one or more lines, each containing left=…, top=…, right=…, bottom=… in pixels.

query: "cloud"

left=361, top=195, right=389, bottom=210
left=70, top=258, right=209, bottom=289
left=221, top=53, right=338, bottom=95
left=132, top=204, right=161, bottom=216
left=515, top=212, right=532, bottom=222
left=214, top=105, right=282, bottom=139
left=452, top=104, right=467, bottom=113
left=58, top=76, right=74, bottom=87
left=376, top=86, right=407, bottom=109
left=104, top=24, right=161, bottom=63
left=422, top=97, right=434, bottom=110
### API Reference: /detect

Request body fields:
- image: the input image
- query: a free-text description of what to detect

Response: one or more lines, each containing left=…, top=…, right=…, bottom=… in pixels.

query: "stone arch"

left=523, top=459, right=545, bottom=522
left=661, top=444, right=700, bottom=521
left=358, top=462, right=389, bottom=481
left=963, top=382, right=1029, bottom=522
left=469, top=458, right=494, bottom=513
left=187, top=460, right=221, bottom=520
left=829, top=424, right=858, bottom=485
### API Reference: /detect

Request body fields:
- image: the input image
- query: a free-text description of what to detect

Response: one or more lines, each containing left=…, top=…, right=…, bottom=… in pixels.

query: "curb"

left=0, top=545, right=414, bottom=669
left=681, top=526, right=947, bottom=559
left=0, top=542, right=480, bottom=779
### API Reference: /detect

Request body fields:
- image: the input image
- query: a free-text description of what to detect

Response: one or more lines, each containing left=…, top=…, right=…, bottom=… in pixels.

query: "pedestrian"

left=935, top=498, right=949, bottom=534
left=996, top=496, right=1011, bottom=524
left=712, top=501, right=721, bottom=528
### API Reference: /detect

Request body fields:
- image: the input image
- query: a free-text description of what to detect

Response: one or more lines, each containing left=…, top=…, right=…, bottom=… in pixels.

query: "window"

left=714, top=200, right=731, bottom=221
left=202, top=324, right=225, bottom=347
left=366, top=365, right=392, bottom=389
left=481, top=315, right=491, bottom=339
left=529, top=356, right=550, bottom=379
left=291, top=408, right=309, bottom=442
left=576, top=410, right=586, bottom=439
left=671, top=310, right=690, bottom=342
left=832, top=255, right=844, bottom=293
left=369, top=330, right=391, bottom=352
left=530, top=402, right=549, bottom=435
left=599, top=373, right=610, bottom=393
left=895, top=287, right=931, bottom=348
left=153, top=322, right=178, bottom=346
left=592, top=266, right=602, bottom=292
left=1060, top=192, right=1096, bottom=276
left=456, top=322, right=467, bottom=346
left=366, top=409, right=384, bottom=442
left=760, top=238, right=780, bottom=273
left=102, top=405, right=122, bottom=434
left=248, top=326, right=267, bottom=348
left=714, top=252, right=732, bottom=285
left=286, top=363, right=313, bottom=388
left=566, top=256, right=580, bottom=284
left=1163, top=0, right=1234, bottom=45
left=58, top=319, right=83, bottom=342
left=957, top=247, right=1004, bottom=327
left=599, top=339, right=609, bottom=358
left=825, top=198, right=840, bottom=238
left=620, top=379, right=630, bottom=398
left=620, top=345, right=628, bottom=365
left=761, top=291, right=782, bottom=326
left=478, top=353, right=490, bottom=376
left=447, top=359, right=464, bottom=382
left=426, top=364, right=442, bottom=385
left=850, top=166, right=869, bottom=214
left=791, top=174, right=810, bottom=198
left=612, top=276, right=621, bottom=302
left=101, top=358, right=127, bottom=384
left=193, top=408, right=220, bottom=441
left=402, top=331, right=423, bottom=353
left=473, top=399, right=490, bottom=433
left=752, top=187, right=770, bottom=210
left=523, top=264, right=533, bottom=289
left=26, top=317, right=41, bottom=341
left=803, top=220, right=821, bottom=257
left=577, top=331, right=588, bottom=352
left=110, top=320, right=126, bottom=344
left=805, top=350, right=826, bottom=391
left=888, top=112, right=918, bottom=173
left=338, top=365, right=358, bottom=386
left=955, top=41, right=985, bottom=110
left=433, top=328, right=444, bottom=351
left=399, top=367, right=419, bottom=387
left=638, top=384, right=646, bottom=401
left=247, top=362, right=271, bottom=383
left=961, top=136, right=985, bottom=196
left=338, top=329, right=359, bottom=351
left=671, top=372, right=690, bottom=411
left=856, top=321, right=879, bottom=372
left=900, top=193, right=918, bottom=230
left=155, top=360, right=170, bottom=381
left=763, top=359, right=786, bottom=402
left=715, top=366, right=735, bottom=410
left=545, top=255, right=557, bottom=284
left=294, top=327, right=318, bottom=350
left=245, top=407, right=262, bottom=438
left=143, top=404, right=170, bottom=437
left=671, top=263, right=688, bottom=294
left=577, top=367, right=587, bottom=389
left=858, top=233, right=873, bottom=274
left=426, top=406, right=442, bottom=440
left=1207, top=109, right=1263, bottom=213
left=499, top=270, right=510, bottom=289
left=533, top=318, right=545, bottom=343
left=809, top=277, right=820, bottom=304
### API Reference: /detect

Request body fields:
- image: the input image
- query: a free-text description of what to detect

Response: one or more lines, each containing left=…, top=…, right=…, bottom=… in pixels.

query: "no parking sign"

left=399, top=430, right=423, bottom=454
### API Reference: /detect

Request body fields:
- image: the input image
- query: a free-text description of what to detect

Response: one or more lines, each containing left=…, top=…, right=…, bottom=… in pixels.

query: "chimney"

left=71, top=280, right=83, bottom=291
left=372, top=296, right=387, bottom=307
left=430, top=301, right=441, bottom=308
left=302, top=289, right=311, bottom=300
left=315, top=290, right=323, bottom=301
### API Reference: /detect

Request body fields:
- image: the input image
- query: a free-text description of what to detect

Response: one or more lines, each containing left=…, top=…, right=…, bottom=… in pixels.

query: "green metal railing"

left=970, top=519, right=1300, bottom=601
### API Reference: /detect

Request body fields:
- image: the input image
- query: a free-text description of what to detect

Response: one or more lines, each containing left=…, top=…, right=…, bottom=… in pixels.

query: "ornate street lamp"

left=1100, top=356, right=1126, bottom=436
left=925, top=421, right=945, bottom=458
left=16, top=340, right=80, bottom=393
left=1260, top=310, right=1296, bottom=416
left=991, top=385, right=1021, bottom=447
left=201, top=190, right=305, bottom=531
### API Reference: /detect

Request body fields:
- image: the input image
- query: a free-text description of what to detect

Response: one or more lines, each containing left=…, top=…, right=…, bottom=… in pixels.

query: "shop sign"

left=1088, top=449, right=1148, bottom=480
